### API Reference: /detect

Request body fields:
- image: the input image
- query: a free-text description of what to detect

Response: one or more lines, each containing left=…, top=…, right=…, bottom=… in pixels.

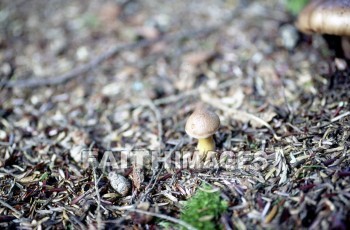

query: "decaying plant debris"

left=1, top=0, right=350, bottom=229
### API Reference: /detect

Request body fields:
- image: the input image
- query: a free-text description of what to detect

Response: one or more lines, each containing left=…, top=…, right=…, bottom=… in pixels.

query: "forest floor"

left=1, top=0, right=350, bottom=229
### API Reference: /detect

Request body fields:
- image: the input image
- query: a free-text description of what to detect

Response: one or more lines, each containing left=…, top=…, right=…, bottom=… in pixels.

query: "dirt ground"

left=1, top=0, right=350, bottom=229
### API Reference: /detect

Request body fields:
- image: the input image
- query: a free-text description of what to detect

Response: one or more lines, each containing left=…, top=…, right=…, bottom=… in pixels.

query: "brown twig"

left=92, top=157, right=104, bottom=229
left=2, top=14, right=238, bottom=89
left=201, top=94, right=282, bottom=140
left=145, top=99, right=163, bottom=154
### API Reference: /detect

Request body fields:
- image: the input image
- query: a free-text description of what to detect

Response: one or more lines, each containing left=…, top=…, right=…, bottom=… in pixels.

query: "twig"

left=139, top=141, right=183, bottom=202
left=93, top=167, right=103, bottom=229
left=91, top=142, right=103, bottom=230
left=310, top=111, right=350, bottom=129
left=2, top=13, right=237, bottom=89
left=2, top=39, right=158, bottom=88
left=331, top=111, right=350, bottom=123
left=201, top=94, right=282, bottom=140
left=140, top=168, right=162, bottom=202
left=145, top=99, right=163, bottom=154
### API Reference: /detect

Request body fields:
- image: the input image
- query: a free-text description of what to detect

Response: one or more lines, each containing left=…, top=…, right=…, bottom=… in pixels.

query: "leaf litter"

left=0, top=0, right=350, bottom=229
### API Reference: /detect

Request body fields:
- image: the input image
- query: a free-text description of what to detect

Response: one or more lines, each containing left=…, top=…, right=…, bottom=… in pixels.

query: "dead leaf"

left=132, top=167, right=144, bottom=190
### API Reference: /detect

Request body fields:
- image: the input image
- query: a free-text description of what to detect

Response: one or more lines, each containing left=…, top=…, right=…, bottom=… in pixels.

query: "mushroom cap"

left=185, top=106, right=220, bottom=139
left=296, top=0, right=350, bottom=36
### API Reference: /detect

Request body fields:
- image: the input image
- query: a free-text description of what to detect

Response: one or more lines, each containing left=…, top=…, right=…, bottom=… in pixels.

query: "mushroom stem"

left=323, top=34, right=344, bottom=58
left=341, top=37, right=350, bottom=60
left=197, top=136, right=215, bottom=154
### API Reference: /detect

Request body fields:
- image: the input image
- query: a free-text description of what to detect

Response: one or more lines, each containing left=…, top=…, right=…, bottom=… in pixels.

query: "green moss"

left=39, top=172, right=49, bottom=181
left=180, top=184, right=228, bottom=230
left=285, top=0, right=309, bottom=15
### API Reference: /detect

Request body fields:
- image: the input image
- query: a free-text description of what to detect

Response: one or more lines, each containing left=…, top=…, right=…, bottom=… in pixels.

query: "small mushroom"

left=185, top=105, right=220, bottom=154
left=295, top=0, right=350, bottom=59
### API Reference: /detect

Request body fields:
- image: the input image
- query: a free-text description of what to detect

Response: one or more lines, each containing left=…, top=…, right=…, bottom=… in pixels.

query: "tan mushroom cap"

left=296, top=0, right=350, bottom=36
left=185, top=106, right=220, bottom=139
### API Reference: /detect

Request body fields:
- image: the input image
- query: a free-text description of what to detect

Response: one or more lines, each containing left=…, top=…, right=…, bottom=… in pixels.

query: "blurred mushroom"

left=185, top=105, right=220, bottom=155
left=295, top=0, right=350, bottom=59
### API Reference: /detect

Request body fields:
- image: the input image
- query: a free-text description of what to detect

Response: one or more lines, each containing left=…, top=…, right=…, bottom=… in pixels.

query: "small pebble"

left=108, top=171, right=130, bottom=196
left=280, top=24, right=299, bottom=50
left=334, top=58, right=347, bottom=71
left=76, top=46, right=89, bottom=61
left=0, top=130, right=7, bottom=140
left=102, top=82, right=121, bottom=96
left=70, top=145, right=87, bottom=163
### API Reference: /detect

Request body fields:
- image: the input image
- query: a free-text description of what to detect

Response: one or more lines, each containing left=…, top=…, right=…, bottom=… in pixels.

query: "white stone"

left=108, top=172, right=130, bottom=196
